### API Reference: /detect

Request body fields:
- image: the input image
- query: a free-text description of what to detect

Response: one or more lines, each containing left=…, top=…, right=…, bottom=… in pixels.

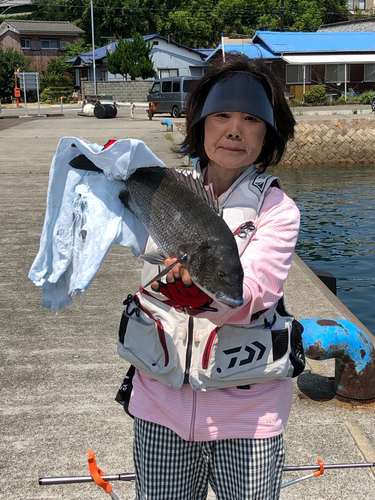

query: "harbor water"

left=271, top=163, right=375, bottom=336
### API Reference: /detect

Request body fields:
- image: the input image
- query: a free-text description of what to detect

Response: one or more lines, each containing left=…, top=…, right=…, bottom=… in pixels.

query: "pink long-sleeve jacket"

left=129, top=185, right=300, bottom=441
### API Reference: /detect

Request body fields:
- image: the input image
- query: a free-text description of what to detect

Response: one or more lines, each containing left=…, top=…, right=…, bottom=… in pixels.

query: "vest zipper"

left=184, top=316, right=194, bottom=384
left=202, top=326, right=221, bottom=369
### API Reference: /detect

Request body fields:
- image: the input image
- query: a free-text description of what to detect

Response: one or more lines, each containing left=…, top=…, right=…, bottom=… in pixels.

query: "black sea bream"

left=119, top=167, right=244, bottom=308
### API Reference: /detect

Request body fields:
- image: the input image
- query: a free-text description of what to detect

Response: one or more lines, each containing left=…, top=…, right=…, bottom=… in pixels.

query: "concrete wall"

left=280, top=117, right=375, bottom=166
left=82, top=80, right=153, bottom=102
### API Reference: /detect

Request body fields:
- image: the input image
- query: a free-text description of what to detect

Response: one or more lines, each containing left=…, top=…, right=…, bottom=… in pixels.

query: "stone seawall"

left=82, top=80, right=152, bottom=103
left=280, top=117, right=375, bottom=167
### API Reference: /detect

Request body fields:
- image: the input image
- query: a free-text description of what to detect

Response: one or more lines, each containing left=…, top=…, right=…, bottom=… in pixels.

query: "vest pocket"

left=118, top=303, right=172, bottom=374
left=194, top=314, right=296, bottom=390
left=271, top=328, right=289, bottom=361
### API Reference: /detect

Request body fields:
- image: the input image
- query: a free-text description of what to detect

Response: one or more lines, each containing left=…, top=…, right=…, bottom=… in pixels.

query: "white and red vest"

left=117, top=165, right=303, bottom=390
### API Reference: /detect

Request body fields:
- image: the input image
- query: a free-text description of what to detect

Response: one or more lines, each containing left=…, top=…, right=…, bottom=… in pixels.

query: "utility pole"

left=90, top=0, right=97, bottom=95
left=280, top=0, right=285, bottom=32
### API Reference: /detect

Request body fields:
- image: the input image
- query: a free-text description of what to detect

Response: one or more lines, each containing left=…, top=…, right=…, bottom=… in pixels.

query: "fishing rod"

left=281, top=459, right=375, bottom=488
left=39, top=452, right=375, bottom=496
left=39, top=472, right=136, bottom=485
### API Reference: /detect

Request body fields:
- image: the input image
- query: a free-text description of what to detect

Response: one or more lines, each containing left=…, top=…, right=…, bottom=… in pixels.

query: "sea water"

left=271, top=164, right=375, bottom=335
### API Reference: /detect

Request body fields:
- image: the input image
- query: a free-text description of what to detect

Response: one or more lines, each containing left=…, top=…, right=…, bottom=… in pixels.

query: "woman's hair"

left=179, top=53, right=296, bottom=171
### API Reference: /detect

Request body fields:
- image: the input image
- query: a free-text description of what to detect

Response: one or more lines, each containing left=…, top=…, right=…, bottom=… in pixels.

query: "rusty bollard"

left=300, top=318, right=375, bottom=402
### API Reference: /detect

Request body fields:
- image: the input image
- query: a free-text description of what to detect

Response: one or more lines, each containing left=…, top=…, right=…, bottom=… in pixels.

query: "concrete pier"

left=1, top=108, right=375, bottom=499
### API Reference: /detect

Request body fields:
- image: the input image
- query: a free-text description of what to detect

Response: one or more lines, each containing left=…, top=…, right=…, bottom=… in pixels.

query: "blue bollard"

left=161, top=120, right=173, bottom=132
left=300, top=318, right=375, bottom=402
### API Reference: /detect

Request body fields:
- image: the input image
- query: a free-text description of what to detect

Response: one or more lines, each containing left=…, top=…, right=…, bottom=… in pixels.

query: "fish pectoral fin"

left=140, top=250, right=167, bottom=266
left=143, top=254, right=189, bottom=288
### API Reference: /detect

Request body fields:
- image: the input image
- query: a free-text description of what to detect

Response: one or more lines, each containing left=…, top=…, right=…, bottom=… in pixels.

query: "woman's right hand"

left=151, top=258, right=212, bottom=309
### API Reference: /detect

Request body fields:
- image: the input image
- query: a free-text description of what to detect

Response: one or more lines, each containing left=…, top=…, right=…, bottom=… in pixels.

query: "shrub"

left=338, top=95, right=361, bottom=103
left=40, top=86, right=73, bottom=103
left=303, top=85, right=327, bottom=104
left=289, top=98, right=304, bottom=107
left=40, top=73, right=74, bottom=92
left=44, top=57, right=71, bottom=76
left=359, top=89, right=375, bottom=104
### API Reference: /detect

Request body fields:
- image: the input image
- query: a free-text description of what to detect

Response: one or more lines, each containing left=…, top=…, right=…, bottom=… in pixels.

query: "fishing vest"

left=117, top=165, right=305, bottom=390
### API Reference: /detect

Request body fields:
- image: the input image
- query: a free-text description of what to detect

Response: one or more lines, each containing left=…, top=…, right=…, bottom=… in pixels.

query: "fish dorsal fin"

left=164, top=168, right=222, bottom=215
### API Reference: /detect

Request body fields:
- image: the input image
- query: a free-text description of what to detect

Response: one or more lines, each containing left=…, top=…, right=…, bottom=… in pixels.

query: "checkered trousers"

left=133, top=418, right=285, bottom=500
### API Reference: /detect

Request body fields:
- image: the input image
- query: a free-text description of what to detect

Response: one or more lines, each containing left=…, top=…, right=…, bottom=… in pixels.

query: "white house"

left=68, top=34, right=211, bottom=87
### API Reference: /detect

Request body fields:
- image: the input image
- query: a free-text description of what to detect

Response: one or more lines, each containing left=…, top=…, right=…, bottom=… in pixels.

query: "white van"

left=147, top=76, right=199, bottom=117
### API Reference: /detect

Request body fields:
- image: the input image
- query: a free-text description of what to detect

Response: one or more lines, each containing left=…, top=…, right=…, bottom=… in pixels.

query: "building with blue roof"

left=68, top=34, right=209, bottom=89
left=70, top=30, right=375, bottom=102
left=210, top=31, right=375, bottom=100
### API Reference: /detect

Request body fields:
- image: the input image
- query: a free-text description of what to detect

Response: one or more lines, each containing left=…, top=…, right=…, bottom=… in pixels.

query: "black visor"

left=194, top=72, right=276, bottom=133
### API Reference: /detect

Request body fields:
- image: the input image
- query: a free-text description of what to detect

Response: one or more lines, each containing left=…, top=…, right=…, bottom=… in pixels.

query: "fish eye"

left=217, top=271, right=226, bottom=280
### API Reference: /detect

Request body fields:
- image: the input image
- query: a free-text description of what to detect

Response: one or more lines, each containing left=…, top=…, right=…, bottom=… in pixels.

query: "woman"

left=118, top=53, right=301, bottom=499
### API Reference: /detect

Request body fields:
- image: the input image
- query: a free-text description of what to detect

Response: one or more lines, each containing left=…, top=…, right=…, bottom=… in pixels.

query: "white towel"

left=29, top=137, right=166, bottom=313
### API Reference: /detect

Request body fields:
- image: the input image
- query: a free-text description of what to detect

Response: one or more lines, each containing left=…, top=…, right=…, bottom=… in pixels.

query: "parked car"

left=372, top=94, right=375, bottom=112
left=147, top=76, right=199, bottom=117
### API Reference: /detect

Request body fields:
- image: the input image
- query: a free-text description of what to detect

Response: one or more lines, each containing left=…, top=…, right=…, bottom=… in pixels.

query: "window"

left=326, top=64, right=347, bottom=83
left=21, top=39, right=30, bottom=49
left=41, top=39, right=59, bottom=49
left=364, top=63, right=375, bottom=82
left=286, top=65, right=311, bottom=84
left=153, top=41, right=159, bottom=45
left=162, top=81, right=172, bottom=92
left=183, top=79, right=198, bottom=92
left=190, top=66, right=204, bottom=77
left=172, top=81, right=180, bottom=92
left=347, top=0, right=365, bottom=9
left=159, top=69, right=178, bottom=78
left=150, top=82, right=160, bottom=94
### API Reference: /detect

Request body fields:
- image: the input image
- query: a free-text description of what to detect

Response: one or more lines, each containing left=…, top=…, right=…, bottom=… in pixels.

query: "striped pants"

left=133, top=418, right=285, bottom=500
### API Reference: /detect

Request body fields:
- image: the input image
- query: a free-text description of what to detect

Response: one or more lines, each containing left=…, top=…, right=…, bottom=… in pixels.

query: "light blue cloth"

left=29, top=137, right=166, bottom=313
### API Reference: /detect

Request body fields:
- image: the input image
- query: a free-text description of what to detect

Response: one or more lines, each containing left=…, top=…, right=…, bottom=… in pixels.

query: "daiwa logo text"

left=221, top=342, right=267, bottom=370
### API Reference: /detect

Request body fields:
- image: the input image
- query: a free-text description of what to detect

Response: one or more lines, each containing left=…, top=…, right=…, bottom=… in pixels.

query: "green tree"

left=320, top=0, right=348, bottom=25
left=106, top=33, right=156, bottom=80
left=270, top=0, right=348, bottom=32
left=28, top=0, right=351, bottom=47
left=44, top=56, right=70, bottom=75
left=0, top=47, right=32, bottom=98
left=64, top=39, right=93, bottom=60
left=40, top=56, right=74, bottom=93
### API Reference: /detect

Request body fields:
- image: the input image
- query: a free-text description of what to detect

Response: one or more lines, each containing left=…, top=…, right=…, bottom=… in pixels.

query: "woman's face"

left=204, top=111, right=267, bottom=174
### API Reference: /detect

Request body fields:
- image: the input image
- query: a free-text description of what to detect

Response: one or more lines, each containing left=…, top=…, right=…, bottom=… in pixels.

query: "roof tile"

left=1, top=19, right=84, bottom=34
